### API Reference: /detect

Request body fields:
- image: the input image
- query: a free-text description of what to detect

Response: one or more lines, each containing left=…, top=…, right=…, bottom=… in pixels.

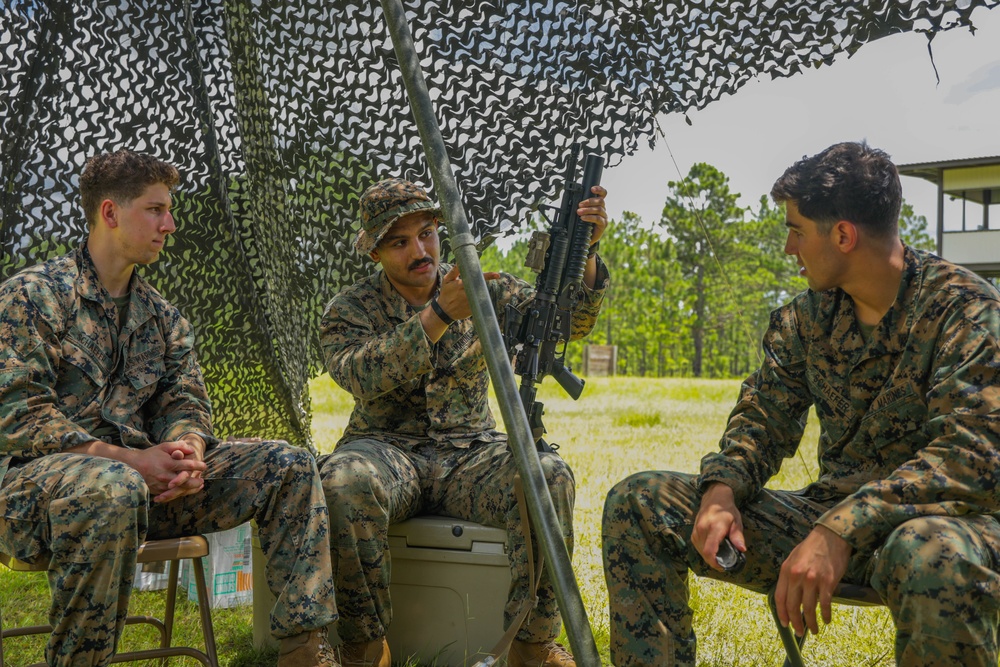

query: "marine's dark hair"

left=770, top=141, right=902, bottom=238
left=80, top=150, right=179, bottom=228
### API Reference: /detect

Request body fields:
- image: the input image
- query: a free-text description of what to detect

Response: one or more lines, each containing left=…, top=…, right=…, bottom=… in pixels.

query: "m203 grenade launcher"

left=502, top=143, right=604, bottom=452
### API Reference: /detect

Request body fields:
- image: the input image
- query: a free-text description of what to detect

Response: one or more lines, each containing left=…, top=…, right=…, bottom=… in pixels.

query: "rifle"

left=502, top=143, right=605, bottom=452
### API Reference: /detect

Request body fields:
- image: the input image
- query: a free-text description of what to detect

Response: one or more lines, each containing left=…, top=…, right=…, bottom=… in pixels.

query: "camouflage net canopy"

left=2, top=0, right=997, bottom=446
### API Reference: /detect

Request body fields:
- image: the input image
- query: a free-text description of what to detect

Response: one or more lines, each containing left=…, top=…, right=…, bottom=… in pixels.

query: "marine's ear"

left=832, top=220, right=858, bottom=254
left=99, top=199, right=119, bottom=228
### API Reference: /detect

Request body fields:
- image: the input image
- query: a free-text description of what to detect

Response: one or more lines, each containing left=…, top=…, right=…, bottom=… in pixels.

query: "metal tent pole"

left=377, top=1, right=600, bottom=664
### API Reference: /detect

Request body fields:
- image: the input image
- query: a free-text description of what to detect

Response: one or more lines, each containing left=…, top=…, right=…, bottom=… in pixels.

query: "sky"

left=601, top=5, right=1000, bottom=230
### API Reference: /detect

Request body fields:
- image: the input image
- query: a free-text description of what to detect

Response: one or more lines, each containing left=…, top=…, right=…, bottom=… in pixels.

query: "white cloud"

left=945, top=61, right=1000, bottom=103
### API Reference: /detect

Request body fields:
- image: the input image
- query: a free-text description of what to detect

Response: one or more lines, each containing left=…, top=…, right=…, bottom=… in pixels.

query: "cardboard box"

left=181, top=523, right=253, bottom=608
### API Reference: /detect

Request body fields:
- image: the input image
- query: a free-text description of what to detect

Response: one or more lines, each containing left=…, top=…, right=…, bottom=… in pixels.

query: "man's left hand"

left=774, top=525, right=853, bottom=637
left=578, top=185, right=609, bottom=245
left=157, top=434, right=208, bottom=503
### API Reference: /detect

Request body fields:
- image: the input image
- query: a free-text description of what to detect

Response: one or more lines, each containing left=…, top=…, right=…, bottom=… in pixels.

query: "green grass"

left=0, top=376, right=893, bottom=666
left=0, top=569, right=274, bottom=666
left=515, top=376, right=893, bottom=667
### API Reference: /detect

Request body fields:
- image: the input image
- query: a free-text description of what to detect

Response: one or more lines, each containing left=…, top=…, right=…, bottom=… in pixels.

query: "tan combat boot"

left=507, top=639, right=576, bottom=667
left=338, top=637, right=391, bottom=667
left=278, top=629, right=341, bottom=667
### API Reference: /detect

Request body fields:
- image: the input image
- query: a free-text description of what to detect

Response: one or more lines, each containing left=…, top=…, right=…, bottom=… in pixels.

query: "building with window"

left=898, top=156, right=1000, bottom=278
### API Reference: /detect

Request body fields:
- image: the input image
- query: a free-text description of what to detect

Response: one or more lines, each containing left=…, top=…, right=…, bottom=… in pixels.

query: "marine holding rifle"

left=317, top=176, right=610, bottom=667
left=602, top=141, right=1000, bottom=667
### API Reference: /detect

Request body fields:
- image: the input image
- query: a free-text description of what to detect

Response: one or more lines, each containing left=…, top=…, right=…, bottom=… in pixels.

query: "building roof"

left=898, top=155, right=1000, bottom=186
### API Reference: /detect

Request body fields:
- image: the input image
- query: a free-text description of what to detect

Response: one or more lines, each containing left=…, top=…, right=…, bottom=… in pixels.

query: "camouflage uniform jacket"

left=320, top=260, right=609, bottom=449
left=700, top=247, right=1000, bottom=554
left=0, top=244, right=216, bottom=482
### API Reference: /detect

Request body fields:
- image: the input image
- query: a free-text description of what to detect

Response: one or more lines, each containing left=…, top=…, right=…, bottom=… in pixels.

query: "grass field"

left=0, top=376, right=894, bottom=666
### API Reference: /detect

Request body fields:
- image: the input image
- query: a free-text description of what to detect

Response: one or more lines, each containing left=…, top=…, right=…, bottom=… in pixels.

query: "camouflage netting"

left=2, top=0, right=997, bottom=446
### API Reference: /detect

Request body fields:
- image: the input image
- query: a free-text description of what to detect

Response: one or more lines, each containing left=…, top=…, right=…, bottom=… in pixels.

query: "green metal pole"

left=377, top=1, right=601, bottom=664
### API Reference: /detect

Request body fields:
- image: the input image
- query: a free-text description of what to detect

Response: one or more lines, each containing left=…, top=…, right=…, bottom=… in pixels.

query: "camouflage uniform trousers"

left=0, top=440, right=338, bottom=667
left=602, top=471, right=1000, bottom=667
left=318, top=438, right=575, bottom=644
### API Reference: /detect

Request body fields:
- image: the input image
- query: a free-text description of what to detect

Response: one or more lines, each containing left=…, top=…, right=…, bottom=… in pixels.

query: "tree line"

left=480, top=163, right=935, bottom=379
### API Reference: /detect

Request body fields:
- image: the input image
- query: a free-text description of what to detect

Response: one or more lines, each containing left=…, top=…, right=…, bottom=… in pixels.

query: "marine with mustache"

left=317, top=177, right=611, bottom=667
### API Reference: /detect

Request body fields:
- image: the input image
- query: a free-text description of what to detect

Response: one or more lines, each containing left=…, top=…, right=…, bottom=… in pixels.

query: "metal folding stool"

left=0, top=535, right=219, bottom=667
left=767, top=582, right=884, bottom=667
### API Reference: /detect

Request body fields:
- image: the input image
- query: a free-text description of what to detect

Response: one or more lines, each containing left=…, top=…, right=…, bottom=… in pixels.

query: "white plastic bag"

left=180, top=523, right=254, bottom=608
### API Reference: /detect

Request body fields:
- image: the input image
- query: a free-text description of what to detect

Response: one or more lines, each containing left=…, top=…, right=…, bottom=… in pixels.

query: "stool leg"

left=159, top=558, right=180, bottom=667
left=192, top=558, right=219, bottom=667
left=767, top=588, right=807, bottom=667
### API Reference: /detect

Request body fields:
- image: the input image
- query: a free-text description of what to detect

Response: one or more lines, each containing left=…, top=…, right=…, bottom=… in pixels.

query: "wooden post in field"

left=583, top=344, right=617, bottom=376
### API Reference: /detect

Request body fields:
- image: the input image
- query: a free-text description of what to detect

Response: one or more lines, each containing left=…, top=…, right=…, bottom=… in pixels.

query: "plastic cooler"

left=253, top=515, right=510, bottom=667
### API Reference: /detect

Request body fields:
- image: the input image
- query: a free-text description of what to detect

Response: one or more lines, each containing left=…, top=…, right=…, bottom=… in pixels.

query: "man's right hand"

left=67, top=439, right=207, bottom=504
left=421, top=265, right=500, bottom=343
left=435, top=265, right=501, bottom=322
left=127, top=442, right=207, bottom=503
left=691, top=482, right=747, bottom=571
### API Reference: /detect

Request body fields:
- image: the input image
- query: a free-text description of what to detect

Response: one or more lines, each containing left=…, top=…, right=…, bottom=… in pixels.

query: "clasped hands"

left=127, top=435, right=207, bottom=504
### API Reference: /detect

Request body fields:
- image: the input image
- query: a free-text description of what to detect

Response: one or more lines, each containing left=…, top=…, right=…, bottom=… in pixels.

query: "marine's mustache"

left=409, top=257, right=432, bottom=270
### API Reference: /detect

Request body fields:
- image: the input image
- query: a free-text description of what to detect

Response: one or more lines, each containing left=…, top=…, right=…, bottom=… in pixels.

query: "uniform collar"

left=839, top=245, right=921, bottom=365
left=867, top=245, right=920, bottom=343
left=893, top=245, right=923, bottom=326
left=74, top=242, right=156, bottom=329
left=74, top=242, right=110, bottom=304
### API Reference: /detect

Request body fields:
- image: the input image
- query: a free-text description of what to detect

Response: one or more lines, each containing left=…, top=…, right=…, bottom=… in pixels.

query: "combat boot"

left=508, top=639, right=576, bottom=667
left=338, top=637, right=391, bottom=667
left=278, top=629, right=341, bottom=667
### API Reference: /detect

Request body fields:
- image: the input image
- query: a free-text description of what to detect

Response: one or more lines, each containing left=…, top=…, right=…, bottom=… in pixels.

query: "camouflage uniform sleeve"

left=570, top=255, right=610, bottom=340
left=817, top=298, right=1000, bottom=553
left=698, top=302, right=813, bottom=506
left=320, top=292, right=434, bottom=400
left=143, top=309, right=216, bottom=445
left=490, top=272, right=534, bottom=318
left=0, top=279, right=95, bottom=457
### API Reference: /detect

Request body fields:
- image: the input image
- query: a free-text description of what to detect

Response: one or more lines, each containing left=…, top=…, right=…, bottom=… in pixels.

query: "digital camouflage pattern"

left=0, top=246, right=338, bottom=666
left=0, top=244, right=214, bottom=464
left=1, top=441, right=338, bottom=666
left=318, top=438, right=574, bottom=643
left=320, top=260, right=608, bottom=450
left=354, top=178, right=441, bottom=255
left=603, top=248, right=1000, bottom=666
left=701, top=248, right=1000, bottom=552
left=603, top=471, right=1000, bottom=667
left=318, top=259, right=608, bottom=643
